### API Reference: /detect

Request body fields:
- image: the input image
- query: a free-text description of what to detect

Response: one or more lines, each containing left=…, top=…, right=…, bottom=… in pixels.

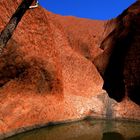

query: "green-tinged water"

left=6, top=119, right=140, bottom=140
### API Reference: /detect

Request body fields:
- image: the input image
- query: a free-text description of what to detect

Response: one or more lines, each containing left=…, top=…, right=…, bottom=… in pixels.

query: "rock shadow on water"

left=102, top=132, right=125, bottom=140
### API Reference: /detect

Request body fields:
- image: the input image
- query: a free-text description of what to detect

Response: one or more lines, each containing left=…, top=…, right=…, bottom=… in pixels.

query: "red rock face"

left=94, top=1, right=140, bottom=104
left=0, top=0, right=140, bottom=139
left=49, top=13, right=105, bottom=60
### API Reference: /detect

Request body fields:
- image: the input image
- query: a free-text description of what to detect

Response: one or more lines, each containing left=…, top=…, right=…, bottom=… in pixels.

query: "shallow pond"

left=6, top=119, right=140, bottom=140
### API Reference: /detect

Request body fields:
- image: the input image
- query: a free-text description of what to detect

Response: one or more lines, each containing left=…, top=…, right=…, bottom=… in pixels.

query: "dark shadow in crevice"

left=103, top=21, right=134, bottom=102
left=128, top=85, right=140, bottom=105
left=103, top=42, right=132, bottom=102
left=100, top=2, right=140, bottom=104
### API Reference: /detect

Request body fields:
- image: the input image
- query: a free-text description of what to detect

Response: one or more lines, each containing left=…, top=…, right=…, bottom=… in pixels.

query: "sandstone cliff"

left=94, top=0, right=140, bottom=105
left=0, top=0, right=139, bottom=139
left=49, top=13, right=105, bottom=60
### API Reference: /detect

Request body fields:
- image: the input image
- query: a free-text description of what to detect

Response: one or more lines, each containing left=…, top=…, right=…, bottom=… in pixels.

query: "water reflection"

left=129, top=136, right=140, bottom=140
left=102, top=132, right=125, bottom=140
left=6, top=120, right=140, bottom=140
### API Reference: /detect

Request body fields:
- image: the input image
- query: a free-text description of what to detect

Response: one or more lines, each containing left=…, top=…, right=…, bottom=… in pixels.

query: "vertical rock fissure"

left=94, top=1, right=140, bottom=104
left=0, top=0, right=34, bottom=55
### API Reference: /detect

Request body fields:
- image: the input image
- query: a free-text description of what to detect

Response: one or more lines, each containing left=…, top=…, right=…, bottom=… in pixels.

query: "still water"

left=6, top=119, right=140, bottom=140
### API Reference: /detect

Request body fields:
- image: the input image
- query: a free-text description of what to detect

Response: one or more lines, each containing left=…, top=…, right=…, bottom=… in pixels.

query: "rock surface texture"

left=0, top=0, right=139, bottom=139
left=94, top=1, right=140, bottom=104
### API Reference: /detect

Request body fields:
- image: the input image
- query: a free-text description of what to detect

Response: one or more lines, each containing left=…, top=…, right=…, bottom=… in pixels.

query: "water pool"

left=5, top=119, right=140, bottom=140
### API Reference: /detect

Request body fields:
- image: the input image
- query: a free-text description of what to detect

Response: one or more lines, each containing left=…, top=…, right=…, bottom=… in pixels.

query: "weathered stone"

left=0, top=0, right=139, bottom=139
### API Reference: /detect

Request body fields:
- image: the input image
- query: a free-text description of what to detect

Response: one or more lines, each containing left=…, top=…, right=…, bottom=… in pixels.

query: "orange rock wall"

left=0, top=0, right=140, bottom=139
